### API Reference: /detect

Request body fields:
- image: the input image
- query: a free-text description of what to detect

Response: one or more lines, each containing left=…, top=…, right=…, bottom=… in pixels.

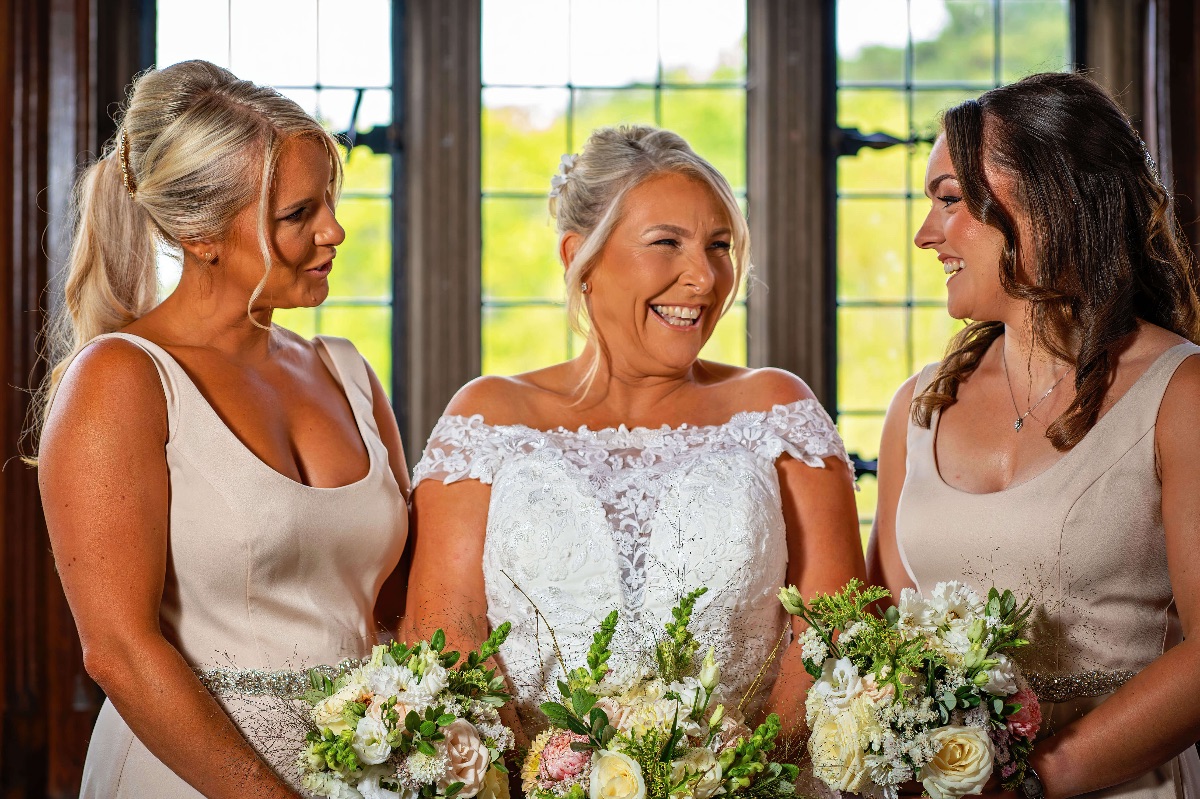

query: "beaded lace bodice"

left=412, top=399, right=853, bottom=732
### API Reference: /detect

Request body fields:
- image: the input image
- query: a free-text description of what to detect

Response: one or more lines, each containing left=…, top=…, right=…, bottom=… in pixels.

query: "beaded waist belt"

left=195, top=660, right=361, bottom=699
left=1025, top=668, right=1138, bottom=703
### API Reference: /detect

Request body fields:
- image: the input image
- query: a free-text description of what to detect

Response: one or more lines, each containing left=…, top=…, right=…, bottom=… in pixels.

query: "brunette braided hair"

left=912, top=72, right=1200, bottom=449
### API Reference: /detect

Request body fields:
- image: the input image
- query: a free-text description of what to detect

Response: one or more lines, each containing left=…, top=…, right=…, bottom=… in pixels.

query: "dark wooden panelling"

left=1166, top=0, right=1200, bottom=261
left=746, top=0, right=836, bottom=404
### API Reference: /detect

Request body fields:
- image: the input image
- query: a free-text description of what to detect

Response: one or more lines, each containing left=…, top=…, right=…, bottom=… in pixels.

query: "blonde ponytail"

left=30, top=59, right=342, bottom=457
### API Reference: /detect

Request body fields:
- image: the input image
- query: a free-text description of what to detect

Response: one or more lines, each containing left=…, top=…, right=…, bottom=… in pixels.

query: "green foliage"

left=655, top=588, right=707, bottom=683
left=567, top=610, right=618, bottom=690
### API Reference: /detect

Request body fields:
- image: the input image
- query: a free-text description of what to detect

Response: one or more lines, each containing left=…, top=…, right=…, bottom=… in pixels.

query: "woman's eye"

left=709, top=241, right=731, bottom=252
left=936, top=195, right=961, bottom=209
left=280, top=206, right=306, bottom=222
left=653, top=238, right=679, bottom=248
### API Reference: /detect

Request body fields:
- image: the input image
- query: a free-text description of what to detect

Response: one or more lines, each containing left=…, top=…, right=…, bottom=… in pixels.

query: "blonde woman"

left=36, top=61, right=409, bottom=798
left=405, top=126, right=865, bottom=742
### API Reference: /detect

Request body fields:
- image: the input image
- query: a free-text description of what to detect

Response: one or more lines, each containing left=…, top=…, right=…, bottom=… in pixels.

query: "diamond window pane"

left=569, top=0, right=659, bottom=86
left=318, top=0, right=391, bottom=87
left=700, top=303, right=747, bottom=366
left=482, top=0, right=570, bottom=85
left=156, top=0, right=230, bottom=68
left=658, top=0, right=746, bottom=83
left=661, top=89, right=745, bottom=191
left=837, top=90, right=908, bottom=194
left=912, top=1, right=996, bottom=84
left=329, top=198, right=391, bottom=299
left=230, top=0, right=319, bottom=86
left=838, top=200, right=908, bottom=301
left=483, top=306, right=570, bottom=376
left=483, top=198, right=564, bottom=301
left=482, top=88, right=570, bottom=193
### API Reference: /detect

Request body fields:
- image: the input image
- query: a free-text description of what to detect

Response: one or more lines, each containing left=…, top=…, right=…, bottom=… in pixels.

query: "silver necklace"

left=1000, top=348, right=1071, bottom=432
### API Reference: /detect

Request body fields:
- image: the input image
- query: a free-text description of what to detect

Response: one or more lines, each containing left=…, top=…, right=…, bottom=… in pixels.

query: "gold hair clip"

left=117, top=130, right=136, bottom=199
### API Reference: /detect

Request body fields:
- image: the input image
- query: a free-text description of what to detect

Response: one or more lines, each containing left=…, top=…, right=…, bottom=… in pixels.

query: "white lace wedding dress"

left=411, top=400, right=854, bottom=733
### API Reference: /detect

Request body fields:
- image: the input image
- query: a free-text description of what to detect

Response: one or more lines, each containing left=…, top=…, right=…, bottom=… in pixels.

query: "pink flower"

left=1006, top=687, right=1042, bottom=740
left=537, top=731, right=591, bottom=783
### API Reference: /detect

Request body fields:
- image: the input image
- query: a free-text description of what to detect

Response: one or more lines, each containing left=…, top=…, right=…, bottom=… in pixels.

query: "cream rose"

left=808, top=707, right=869, bottom=792
left=670, top=748, right=723, bottom=799
left=919, top=726, right=994, bottom=799
left=478, top=765, right=511, bottom=799
left=590, top=750, right=646, bottom=799
left=438, top=720, right=491, bottom=798
left=353, top=716, right=393, bottom=766
left=313, top=681, right=370, bottom=734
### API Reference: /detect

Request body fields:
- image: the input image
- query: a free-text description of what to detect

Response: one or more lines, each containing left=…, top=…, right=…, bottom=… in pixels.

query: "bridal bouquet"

left=524, top=588, right=798, bottom=799
left=779, top=580, right=1040, bottom=799
left=297, top=625, right=515, bottom=799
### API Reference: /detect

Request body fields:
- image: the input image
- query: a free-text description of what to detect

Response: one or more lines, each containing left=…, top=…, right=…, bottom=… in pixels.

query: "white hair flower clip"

left=549, top=153, right=578, bottom=198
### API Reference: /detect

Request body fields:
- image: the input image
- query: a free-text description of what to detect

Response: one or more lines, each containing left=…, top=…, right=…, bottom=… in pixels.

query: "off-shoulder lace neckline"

left=437, top=397, right=822, bottom=439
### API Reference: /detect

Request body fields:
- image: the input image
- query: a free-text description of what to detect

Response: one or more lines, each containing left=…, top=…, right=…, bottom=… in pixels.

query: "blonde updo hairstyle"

left=550, top=126, right=751, bottom=383
left=34, top=59, right=343, bottom=447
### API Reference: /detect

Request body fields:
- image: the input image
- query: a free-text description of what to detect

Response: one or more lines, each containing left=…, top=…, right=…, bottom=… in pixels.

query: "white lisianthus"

left=406, top=662, right=449, bottom=710
left=809, top=703, right=869, bottom=792
left=810, top=657, right=864, bottom=712
left=670, top=747, right=723, bottom=799
left=918, top=726, right=994, bottom=799
left=303, top=770, right=366, bottom=799
left=978, top=654, right=1018, bottom=696
left=778, top=585, right=805, bottom=616
left=358, top=766, right=415, bottom=799
left=368, top=664, right=415, bottom=698
left=353, top=716, right=392, bottom=766
left=591, top=750, right=647, bottom=799
left=668, top=677, right=707, bottom=718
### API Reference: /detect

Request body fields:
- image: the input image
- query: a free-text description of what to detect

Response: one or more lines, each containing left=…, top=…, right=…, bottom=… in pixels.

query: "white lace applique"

left=411, top=399, right=853, bottom=731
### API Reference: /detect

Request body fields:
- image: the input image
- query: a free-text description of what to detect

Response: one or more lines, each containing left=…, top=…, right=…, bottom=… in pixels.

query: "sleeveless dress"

left=410, top=400, right=854, bottom=733
left=896, top=342, right=1200, bottom=799
left=70, top=333, right=409, bottom=798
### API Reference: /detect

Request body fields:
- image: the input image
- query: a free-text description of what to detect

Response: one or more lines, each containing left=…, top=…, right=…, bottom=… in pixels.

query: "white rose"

left=438, top=720, right=491, bottom=798
left=591, top=750, right=647, bottom=799
left=808, top=707, right=869, bottom=792
left=918, top=726, right=994, bottom=799
left=353, top=716, right=393, bottom=766
left=670, top=748, right=723, bottom=799
left=368, top=665, right=415, bottom=699
left=979, top=655, right=1018, bottom=696
left=314, top=682, right=370, bottom=734
left=810, top=657, right=863, bottom=711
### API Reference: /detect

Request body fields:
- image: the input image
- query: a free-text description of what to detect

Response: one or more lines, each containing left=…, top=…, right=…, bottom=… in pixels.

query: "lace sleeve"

left=411, top=414, right=510, bottom=488
left=738, top=400, right=857, bottom=480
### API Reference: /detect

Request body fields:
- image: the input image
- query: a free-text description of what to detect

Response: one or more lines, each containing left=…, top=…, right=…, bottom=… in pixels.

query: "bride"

left=405, top=125, right=865, bottom=743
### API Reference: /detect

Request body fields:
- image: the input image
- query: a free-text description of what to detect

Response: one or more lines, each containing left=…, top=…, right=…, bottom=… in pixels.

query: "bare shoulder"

left=41, top=337, right=168, bottom=457
left=442, top=373, right=541, bottom=425
left=701, top=364, right=819, bottom=412
left=1159, top=349, right=1200, bottom=420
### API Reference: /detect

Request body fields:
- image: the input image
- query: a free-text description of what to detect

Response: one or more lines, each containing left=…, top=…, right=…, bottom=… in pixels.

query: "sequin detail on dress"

left=412, top=399, right=853, bottom=732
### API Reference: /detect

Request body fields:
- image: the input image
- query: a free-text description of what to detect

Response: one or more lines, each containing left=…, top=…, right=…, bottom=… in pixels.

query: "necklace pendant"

left=1014, top=418, right=1023, bottom=431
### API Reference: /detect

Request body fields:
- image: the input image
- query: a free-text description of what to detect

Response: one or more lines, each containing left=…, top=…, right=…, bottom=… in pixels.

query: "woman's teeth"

left=652, top=305, right=701, bottom=327
left=943, top=258, right=965, bottom=277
